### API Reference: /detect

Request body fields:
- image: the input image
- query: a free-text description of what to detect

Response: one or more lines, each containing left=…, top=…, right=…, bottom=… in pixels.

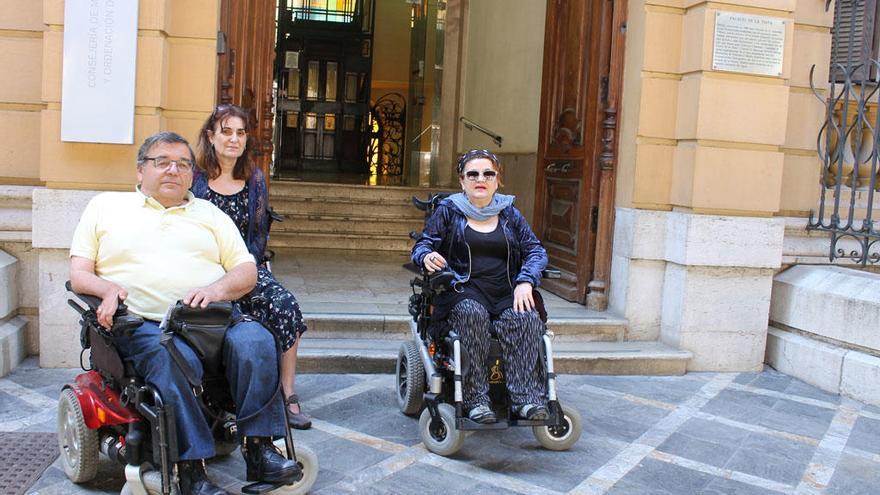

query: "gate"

left=808, top=0, right=880, bottom=265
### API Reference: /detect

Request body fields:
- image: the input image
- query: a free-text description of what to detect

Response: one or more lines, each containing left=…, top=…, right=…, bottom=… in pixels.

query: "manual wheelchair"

left=58, top=282, right=318, bottom=495
left=395, top=193, right=583, bottom=456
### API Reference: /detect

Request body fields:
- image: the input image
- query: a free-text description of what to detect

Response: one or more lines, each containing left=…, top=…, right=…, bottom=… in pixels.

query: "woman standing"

left=192, top=104, right=311, bottom=430
left=411, top=149, right=549, bottom=424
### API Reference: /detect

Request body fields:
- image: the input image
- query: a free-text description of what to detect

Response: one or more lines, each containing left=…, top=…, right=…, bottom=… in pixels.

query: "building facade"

left=0, top=0, right=848, bottom=374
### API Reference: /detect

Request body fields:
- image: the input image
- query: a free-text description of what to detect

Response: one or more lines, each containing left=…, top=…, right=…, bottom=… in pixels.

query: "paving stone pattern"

left=2, top=359, right=879, bottom=494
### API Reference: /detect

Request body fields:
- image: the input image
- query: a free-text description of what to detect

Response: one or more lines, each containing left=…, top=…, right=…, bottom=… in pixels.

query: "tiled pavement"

left=3, top=358, right=879, bottom=494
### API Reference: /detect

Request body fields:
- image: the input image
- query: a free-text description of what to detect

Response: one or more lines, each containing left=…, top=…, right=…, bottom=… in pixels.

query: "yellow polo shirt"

left=70, top=189, right=255, bottom=321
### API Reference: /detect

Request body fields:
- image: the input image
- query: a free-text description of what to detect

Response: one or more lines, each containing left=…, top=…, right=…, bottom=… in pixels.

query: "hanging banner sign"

left=712, top=12, right=786, bottom=77
left=61, top=0, right=139, bottom=144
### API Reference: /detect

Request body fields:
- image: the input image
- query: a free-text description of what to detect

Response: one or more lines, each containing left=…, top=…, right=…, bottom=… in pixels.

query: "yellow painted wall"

left=617, top=0, right=832, bottom=217
left=459, top=0, right=546, bottom=153
left=371, top=0, right=411, bottom=99
left=34, top=0, right=217, bottom=189
left=0, top=0, right=44, bottom=182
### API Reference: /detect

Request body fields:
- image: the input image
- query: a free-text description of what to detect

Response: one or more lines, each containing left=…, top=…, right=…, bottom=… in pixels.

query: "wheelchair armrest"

left=428, top=270, right=455, bottom=292
left=542, top=269, right=561, bottom=279
left=66, top=280, right=140, bottom=334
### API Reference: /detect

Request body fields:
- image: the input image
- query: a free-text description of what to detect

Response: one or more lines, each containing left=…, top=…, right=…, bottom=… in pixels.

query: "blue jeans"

left=114, top=320, right=286, bottom=460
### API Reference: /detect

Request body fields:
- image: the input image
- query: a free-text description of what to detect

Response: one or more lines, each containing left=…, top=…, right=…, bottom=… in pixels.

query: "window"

left=830, top=0, right=880, bottom=83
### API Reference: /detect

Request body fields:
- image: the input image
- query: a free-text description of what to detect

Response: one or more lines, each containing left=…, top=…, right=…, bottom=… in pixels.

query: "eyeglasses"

left=141, top=157, right=195, bottom=173
left=463, top=170, right=497, bottom=181
left=219, top=127, right=247, bottom=138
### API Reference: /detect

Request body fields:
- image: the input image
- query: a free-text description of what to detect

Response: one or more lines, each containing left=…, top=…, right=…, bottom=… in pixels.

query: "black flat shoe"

left=285, top=394, right=312, bottom=430
left=242, top=437, right=303, bottom=484
left=177, top=460, right=228, bottom=495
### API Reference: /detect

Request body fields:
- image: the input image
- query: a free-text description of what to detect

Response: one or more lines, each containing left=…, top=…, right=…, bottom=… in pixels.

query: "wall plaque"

left=712, top=12, right=786, bottom=77
left=61, top=0, right=139, bottom=144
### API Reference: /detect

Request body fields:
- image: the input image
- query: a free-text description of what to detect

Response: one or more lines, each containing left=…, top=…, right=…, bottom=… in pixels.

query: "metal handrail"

left=459, top=117, right=503, bottom=147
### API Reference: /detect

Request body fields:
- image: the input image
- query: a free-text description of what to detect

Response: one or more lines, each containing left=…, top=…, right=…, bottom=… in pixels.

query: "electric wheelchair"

left=58, top=282, right=318, bottom=495
left=395, top=193, right=583, bottom=456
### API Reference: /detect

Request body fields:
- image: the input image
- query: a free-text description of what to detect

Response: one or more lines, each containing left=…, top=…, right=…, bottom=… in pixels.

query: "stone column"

left=612, top=0, right=830, bottom=371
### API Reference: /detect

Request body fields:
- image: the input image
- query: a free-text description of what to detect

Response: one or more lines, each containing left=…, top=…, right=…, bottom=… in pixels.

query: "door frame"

left=532, top=0, right=627, bottom=309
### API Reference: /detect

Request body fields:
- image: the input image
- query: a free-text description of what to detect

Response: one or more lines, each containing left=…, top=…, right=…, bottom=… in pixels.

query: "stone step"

left=296, top=338, right=691, bottom=375
left=272, top=213, right=422, bottom=236
left=270, top=196, right=424, bottom=218
left=0, top=316, right=28, bottom=377
left=269, top=180, right=449, bottom=202
left=269, top=232, right=413, bottom=252
left=299, top=309, right=627, bottom=342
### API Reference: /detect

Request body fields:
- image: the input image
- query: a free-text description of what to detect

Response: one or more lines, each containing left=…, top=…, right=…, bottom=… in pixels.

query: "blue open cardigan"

left=191, top=166, right=270, bottom=265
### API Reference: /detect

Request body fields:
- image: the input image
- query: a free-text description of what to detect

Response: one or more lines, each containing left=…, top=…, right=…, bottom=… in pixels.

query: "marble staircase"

left=271, top=248, right=691, bottom=375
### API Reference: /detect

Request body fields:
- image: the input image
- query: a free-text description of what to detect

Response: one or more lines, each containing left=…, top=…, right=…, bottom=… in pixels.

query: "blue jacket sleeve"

left=411, top=203, right=450, bottom=267
left=510, top=207, right=547, bottom=287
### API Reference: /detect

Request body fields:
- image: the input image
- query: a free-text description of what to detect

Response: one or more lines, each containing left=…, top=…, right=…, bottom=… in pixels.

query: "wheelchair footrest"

left=457, top=417, right=561, bottom=430
left=242, top=480, right=294, bottom=494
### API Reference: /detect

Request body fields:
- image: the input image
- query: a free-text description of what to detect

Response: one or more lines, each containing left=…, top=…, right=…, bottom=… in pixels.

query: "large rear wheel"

left=396, top=341, right=426, bottom=415
left=57, top=388, right=99, bottom=483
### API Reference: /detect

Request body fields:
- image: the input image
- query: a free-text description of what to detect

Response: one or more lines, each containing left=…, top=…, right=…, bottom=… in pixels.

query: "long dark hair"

left=196, top=104, right=254, bottom=181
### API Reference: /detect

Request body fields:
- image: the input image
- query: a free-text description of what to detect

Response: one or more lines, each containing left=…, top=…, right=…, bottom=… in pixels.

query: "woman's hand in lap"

left=513, top=282, right=534, bottom=312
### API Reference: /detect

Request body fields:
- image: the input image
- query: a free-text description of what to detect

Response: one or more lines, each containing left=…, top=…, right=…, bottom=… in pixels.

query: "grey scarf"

left=448, top=192, right=515, bottom=221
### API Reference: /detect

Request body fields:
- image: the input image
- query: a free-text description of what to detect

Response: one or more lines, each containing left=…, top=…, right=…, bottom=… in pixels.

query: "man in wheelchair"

left=68, top=132, right=300, bottom=495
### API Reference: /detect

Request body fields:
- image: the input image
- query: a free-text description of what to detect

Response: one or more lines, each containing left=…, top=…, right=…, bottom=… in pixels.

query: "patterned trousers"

left=448, top=299, right=547, bottom=410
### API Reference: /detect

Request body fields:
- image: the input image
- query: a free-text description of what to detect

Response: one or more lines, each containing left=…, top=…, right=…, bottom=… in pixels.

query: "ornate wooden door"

left=533, top=0, right=625, bottom=307
left=217, top=0, right=276, bottom=176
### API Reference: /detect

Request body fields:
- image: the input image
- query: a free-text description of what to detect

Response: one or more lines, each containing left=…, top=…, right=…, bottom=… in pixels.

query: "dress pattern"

left=203, top=184, right=307, bottom=351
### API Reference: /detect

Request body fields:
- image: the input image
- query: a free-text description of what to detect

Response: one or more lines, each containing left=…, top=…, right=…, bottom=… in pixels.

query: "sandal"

left=515, top=404, right=549, bottom=420
left=285, top=394, right=312, bottom=430
left=468, top=404, right=497, bottom=424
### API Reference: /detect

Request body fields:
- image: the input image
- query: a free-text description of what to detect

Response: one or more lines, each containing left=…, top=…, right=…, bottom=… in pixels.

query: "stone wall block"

left=0, top=250, right=19, bottom=319
left=665, top=212, right=785, bottom=268
left=682, top=329, right=767, bottom=371
left=840, top=351, right=880, bottom=407
left=38, top=249, right=79, bottom=368
left=32, top=188, right=99, bottom=249
left=770, top=265, right=880, bottom=350
left=765, top=327, right=845, bottom=394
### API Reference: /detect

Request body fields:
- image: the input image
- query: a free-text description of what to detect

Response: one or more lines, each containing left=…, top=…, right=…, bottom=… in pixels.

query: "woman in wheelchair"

left=412, top=149, right=549, bottom=424
left=191, top=104, right=311, bottom=430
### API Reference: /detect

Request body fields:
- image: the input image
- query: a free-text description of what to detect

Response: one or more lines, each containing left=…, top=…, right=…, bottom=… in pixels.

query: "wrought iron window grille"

left=808, top=0, right=880, bottom=265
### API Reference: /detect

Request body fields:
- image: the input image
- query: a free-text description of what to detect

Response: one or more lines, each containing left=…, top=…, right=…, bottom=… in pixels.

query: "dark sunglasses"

left=464, top=170, right=497, bottom=181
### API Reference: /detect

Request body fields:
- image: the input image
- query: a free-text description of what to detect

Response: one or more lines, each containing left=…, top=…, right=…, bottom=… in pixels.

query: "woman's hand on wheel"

left=423, top=251, right=447, bottom=273
left=513, top=282, right=534, bottom=313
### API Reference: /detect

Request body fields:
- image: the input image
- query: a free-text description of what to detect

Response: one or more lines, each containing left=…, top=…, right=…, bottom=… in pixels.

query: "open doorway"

left=269, top=0, right=443, bottom=186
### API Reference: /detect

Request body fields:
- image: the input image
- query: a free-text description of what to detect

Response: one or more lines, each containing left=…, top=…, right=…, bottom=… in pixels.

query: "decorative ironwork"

left=370, top=93, right=406, bottom=176
left=807, top=1, right=880, bottom=265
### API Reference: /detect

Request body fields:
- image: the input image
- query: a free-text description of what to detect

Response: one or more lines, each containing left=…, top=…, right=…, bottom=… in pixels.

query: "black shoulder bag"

left=160, top=301, right=234, bottom=393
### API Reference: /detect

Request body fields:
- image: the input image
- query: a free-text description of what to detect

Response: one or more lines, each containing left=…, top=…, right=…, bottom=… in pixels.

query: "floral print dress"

left=203, top=184, right=307, bottom=351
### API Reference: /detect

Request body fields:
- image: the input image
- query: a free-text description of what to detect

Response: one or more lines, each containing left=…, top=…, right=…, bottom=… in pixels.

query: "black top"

left=433, top=224, right=513, bottom=320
